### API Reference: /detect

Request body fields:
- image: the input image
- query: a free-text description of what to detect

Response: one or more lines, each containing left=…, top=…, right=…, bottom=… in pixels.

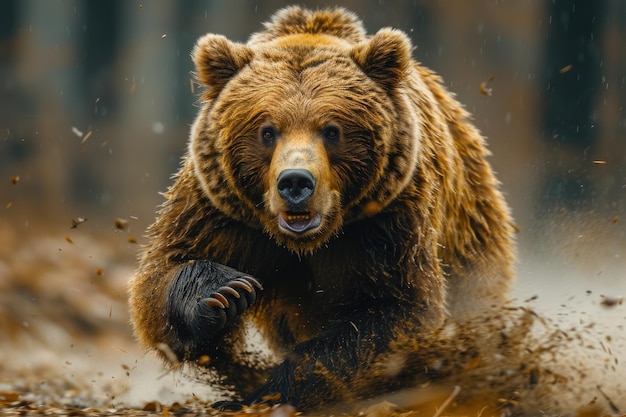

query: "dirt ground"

left=1, top=217, right=625, bottom=417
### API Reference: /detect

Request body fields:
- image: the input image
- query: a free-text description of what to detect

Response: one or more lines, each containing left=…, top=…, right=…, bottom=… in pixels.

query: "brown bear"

left=128, top=6, right=516, bottom=410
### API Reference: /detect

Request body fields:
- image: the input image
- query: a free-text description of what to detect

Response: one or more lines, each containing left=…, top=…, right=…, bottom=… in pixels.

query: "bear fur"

left=128, top=6, right=516, bottom=410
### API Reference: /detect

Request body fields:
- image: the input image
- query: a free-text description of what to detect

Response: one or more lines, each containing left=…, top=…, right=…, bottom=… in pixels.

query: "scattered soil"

left=1, top=219, right=624, bottom=416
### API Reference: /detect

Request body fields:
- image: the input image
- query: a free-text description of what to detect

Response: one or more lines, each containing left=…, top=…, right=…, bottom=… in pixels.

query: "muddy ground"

left=1, top=218, right=625, bottom=417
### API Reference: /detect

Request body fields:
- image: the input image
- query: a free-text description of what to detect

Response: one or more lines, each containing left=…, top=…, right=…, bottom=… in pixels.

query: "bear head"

left=189, top=7, right=421, bottom=254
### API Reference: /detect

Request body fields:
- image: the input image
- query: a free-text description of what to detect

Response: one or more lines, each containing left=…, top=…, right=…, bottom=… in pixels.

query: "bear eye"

left=260, top=126, right=276, bottom=144
left=322, top=125, right=340, bottom=143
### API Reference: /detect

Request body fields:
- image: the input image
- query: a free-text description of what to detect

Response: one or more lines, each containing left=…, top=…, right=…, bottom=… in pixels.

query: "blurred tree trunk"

left=108, top=2, right=181, bottom=222
left=539, top=0, right=607, bottom=210
left=14, top=0, right=79, bottom=218
left=596, top=0, right=626, bottom=207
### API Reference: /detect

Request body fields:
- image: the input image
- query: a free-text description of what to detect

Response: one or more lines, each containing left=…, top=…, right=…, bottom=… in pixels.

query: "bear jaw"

left=264, top=189, right=343, bottom=254
left=278, top=210, right=322, bottom=234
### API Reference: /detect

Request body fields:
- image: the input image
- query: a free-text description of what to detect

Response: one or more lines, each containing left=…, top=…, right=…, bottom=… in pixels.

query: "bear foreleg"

left=166, top=260, right=263, bottom=361
left=239, top=305, right=422, bottom=410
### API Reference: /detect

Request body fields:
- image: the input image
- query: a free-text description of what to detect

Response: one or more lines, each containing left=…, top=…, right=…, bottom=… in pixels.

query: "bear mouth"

left=278, top=211, right=322, bottom=233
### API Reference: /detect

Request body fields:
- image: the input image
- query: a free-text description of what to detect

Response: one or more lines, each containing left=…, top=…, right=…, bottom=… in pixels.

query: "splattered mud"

left=1, top=219, right=624, bottom=416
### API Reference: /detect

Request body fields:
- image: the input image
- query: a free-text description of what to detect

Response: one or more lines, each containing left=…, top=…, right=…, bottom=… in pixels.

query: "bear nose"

left=277, top=169, right=316, bottom=207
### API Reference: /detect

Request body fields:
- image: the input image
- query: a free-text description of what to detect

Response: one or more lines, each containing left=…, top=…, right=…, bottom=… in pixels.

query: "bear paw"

left=202, top=276, right=263, bottom=320
left=193, top=275, right=263, bottom=337
left=168, top=261, right=265, bottom=346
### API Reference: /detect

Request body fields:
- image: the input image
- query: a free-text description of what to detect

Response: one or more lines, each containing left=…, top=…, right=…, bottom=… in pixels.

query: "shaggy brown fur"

left=128, top=6, right=516, bottom=410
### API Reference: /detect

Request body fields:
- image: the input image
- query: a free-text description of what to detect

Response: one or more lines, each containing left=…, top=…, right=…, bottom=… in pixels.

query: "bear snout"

left=277, top=168, right=316, bottom=208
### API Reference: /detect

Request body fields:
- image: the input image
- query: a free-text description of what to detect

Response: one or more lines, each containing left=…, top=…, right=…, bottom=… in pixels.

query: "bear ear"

left=350, top=28, right=412, bottom=92
left=192, top=34, right=254, bottom=90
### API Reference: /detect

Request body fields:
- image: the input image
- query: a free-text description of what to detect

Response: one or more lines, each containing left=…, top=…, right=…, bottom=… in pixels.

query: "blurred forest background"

left=0, top=0, right=625, bottom=412
left=1, top=0, right=625, bottom=251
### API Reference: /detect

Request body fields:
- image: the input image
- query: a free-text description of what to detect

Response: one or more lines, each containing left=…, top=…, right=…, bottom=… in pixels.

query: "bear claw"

left=229, top=279, right=253, bottom=293
left=242, top=276, right=264, bottom=290
left=212, top=292, right=231, bottom=307
left=216, top=285, right=241, bottom=299
left=205, top=297, right=227, bottom=309
left=199, top=275, right=264, bottom=328
left=208, top=276, right=263, bottom=307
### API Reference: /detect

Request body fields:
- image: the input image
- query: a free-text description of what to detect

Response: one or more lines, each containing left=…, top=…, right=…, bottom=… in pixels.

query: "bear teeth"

left=278, top=211, right=322, bottom=234
left=286, top=211, right=312, bottom=221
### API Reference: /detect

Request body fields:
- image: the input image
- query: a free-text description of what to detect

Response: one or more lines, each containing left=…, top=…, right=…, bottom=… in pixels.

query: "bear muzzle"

left=276, top=169, right=322, bottom=233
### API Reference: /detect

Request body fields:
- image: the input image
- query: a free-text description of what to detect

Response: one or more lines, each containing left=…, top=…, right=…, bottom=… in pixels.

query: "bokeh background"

left=1, top=0, right=625, bottom=412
